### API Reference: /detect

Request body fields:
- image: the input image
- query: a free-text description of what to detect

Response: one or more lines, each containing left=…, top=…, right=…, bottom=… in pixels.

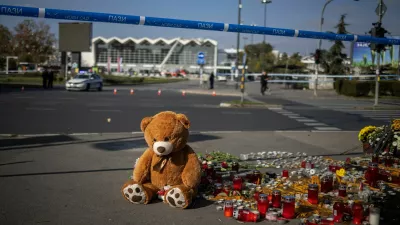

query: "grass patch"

left=0, top=76, right=187, bottom=86
left=228, top=100, right=264, bottom=105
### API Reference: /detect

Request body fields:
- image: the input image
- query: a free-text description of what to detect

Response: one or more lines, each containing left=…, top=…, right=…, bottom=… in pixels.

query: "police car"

left=66, top=73, right=103, bottom=91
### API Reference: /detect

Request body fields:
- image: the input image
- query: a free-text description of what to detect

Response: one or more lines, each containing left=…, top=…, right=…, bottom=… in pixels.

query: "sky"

left=1, top=0, right=399, bottom=56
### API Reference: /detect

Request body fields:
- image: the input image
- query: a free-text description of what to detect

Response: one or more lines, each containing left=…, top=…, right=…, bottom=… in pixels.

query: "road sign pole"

left=240, top=53, right=247, bottom=104
left=374, top=51, right=381, bottom=106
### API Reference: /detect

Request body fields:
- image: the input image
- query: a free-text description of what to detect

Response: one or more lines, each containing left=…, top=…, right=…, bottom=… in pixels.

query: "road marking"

left=296, top=119, right=318, bottom=123
left=304, top=123, right=327, bottom=126
left=90, top=109, right=122, bottom=112
left=281, top=113, right=300, bottom=116
left=221, top=111, right=252, bottom=115
left=268, top=107, right=283, bottom=111
left=314, top=127, right=341, bottom=131
left=26, top=107, right=55, bottom=111
left=288, top=116, right=307, bottom=119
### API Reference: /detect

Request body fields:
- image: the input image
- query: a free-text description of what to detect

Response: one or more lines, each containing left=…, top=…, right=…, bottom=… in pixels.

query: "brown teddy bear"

left=121, top=111, right=201, bottom=209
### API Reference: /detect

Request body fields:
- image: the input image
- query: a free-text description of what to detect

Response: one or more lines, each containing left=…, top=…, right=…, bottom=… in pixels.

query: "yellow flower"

left=358, top=126, right=376, bottom=142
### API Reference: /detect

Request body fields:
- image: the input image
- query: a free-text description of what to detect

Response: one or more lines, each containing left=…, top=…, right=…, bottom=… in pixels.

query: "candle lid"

left=215, top=183, right=222, bottom=188
left=283, top=196, right=295, bottom=201
left=272, top=190, right=281, bottom=195
left=308, top=184, right=319, bottom=189
left=369, top=162, right=378, bottom=168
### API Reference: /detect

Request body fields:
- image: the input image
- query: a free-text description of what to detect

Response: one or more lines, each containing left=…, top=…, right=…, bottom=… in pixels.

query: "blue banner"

left=1, top=5, right=399, bottom=45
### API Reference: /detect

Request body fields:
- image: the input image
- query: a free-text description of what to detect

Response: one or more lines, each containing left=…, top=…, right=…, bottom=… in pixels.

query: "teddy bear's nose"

left=157, top=146, right=166, bottom=153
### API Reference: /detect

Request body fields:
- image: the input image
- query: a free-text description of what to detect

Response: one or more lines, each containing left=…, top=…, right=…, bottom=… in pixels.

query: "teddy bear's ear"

left=140, top=117, right=153, bottom=132
left=176, top=114, right=190, bottom=129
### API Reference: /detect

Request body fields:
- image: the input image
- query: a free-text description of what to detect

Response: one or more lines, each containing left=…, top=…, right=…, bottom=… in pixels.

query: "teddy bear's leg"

left=121, top=180, right=158, bottom=204
left=164, top=185, right=195, bottom=209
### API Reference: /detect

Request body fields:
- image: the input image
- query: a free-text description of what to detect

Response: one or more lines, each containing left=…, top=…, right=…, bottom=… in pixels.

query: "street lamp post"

left=261, top=0, right=272, bottom=43
left=250, top=24, right=256, bottom=44
left=234, top=0, right=242, bottom=82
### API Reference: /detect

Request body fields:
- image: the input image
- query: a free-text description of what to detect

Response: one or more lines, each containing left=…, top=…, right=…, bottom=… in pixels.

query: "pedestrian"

left=209, top=72, right=215, bottom=89
left=48, top=68, right=54, bottom=89
left=260, top=70, right=269, bottom=95
left=42, top=67, right=48, bottom=89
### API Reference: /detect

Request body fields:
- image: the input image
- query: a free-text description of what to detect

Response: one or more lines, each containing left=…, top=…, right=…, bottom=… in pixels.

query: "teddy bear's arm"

left=133, top=148, right=154, bottom=183
left=181, top=146, right=201, bottom=189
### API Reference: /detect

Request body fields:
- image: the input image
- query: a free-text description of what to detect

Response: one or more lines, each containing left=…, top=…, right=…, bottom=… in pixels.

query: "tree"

left=13, top=20, right=56, bottom=64
left=326, top=14, right=349, bottom=75
left=244, top=42, right=276, bottom=73
left=0, top=25, right=14, bottom=69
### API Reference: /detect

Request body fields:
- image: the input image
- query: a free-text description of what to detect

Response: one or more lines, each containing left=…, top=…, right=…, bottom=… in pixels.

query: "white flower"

left=393, top=142, right=398, bottom=147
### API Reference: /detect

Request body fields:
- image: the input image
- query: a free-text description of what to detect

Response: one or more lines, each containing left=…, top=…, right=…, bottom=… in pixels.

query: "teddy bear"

left=121, top=111, right=201, bottom=209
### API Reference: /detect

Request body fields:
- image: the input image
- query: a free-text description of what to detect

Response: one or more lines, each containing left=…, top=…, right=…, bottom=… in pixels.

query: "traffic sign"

left=197, top=58, right=205, bottom=65
left=198, top=52, right=205, bottom=59
left=72, top=62, right=78, bottom=68
left=375, top=2, right=387, bottom=17
left=242, top=53, right=247, bottom=66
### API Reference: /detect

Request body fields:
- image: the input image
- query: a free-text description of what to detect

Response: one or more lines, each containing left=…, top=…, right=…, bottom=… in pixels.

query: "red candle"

left=224, top=200, right=234, bottom=217
left=301, top=161, right=306, bottom=168
left=282, top=170, right=289, bottom=178
left=329, top=164, right=336, bottom=172
left=338, top=184, right=347, bottom=197
left=215, top=173, right=223, bottom=183
left=366, top=162, right=379, bottom=188
left=257, top=194, right=268, bottom=218
left=233, top=175, right=243, bottom=191
left=232, top=162, right=239, bottom=172
left=206, top=164, right=215, bottom=178
left=239, top=209, right=250, bottom=222
left=385, top=156, right=393, bottom=167
left=213, top=183, right=223, bottom=196
left=272, top=190, right=281, bottom=208
left=352, top=202, right=364, bottom=225
left=253, top=190, right=260, bottom=201
left=308, top=184, right=319, bottom=205
left=372, top=154, right=379, bottom=163
left=248, top=210, right=260, bottom=222
left=282, top=196, right=296, bottom=219
left=333, top=201, right=344, bottom=223
left=321, top=175, right=333, bottom=193
left=253, top=170, right=261, bottom=185
left=201, top=162, right=208, bottom=170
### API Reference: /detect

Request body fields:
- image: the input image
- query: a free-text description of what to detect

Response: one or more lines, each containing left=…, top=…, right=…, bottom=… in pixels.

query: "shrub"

left=393, top=82, right=400, bottom=97
left=340, top=80, right=371, bottom=97
left=370, top=81, right=395, bottom=96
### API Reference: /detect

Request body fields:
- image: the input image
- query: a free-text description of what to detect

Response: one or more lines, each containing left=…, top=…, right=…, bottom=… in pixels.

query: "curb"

left=179, top=90, right=243, bottom=97
left=219, top=102, right=282, bottom=109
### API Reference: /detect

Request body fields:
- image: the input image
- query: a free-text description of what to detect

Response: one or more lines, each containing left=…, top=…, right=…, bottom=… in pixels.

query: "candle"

left=272, top=190, right=282, bottom=208
left=224, top=200, right=234, bottom=217
left=321, top=175, right=333, bottom=193
left=213, top=183, right=223, bottom=196
left=206, top=164, right=215, bottom=178
left=282, top=196, right=296, bottom=219
left=329, top=164, right=336, bottom=172
left=369, top=207, right=380, bottom=225
left=215, top=172, right=223, bottom=183
left=282, top=170, right=289, bottom=178
left=338, top=184, right=347, bottom=197
left=301, top=161, right=306, bottom=168
left=239, top=209, right=250, bottom=222
left=372, top=154, right=379, bottom=163
left=253, top=170, right=261, bottom=185
left=232, top=161, right=239, bottom=172
left=308, top=184, right=319, bottom=205
left=257, top=194, right=268, bottom=218
left=352, top=202, right=364, bottom=225
left=366, top=162, right=379, bottom=188
left=233, top=175, right=243, bottom=191
left=333, top=201, right=344, bottom=223
left=248, top=210, right=260, bottom=222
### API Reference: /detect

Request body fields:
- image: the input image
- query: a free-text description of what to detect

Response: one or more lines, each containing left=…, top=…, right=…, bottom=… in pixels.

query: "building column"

left=213, top=43, right=218, bottom=75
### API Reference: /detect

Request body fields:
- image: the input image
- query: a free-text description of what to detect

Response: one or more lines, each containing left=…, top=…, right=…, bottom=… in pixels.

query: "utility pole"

left=234, top=0, right=242, bottom=83
left=261, top=0, right=272, bottom=43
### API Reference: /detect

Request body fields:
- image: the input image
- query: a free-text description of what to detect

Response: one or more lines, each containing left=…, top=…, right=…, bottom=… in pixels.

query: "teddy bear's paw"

left=122, top=184, right=146, bottom=204
left=165, top=188, right=187, bottom=208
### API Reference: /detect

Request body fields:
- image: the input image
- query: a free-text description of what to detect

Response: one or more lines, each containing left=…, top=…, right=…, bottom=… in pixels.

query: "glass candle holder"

left=232, top=162, right=239, bottom=172
left=213, top=183, right=223, bottom=196
left=352, top=202, right=364, bottom=225
left=329, top=164, right=337, bottom=172
left=253, top=190, right=260, bottom=201
left=272, top=190, right=282, bottom=208
left=282, top=170, right=289, bottom=178
left=248, top=210, right=260, bottom=222
left=257, top=194, right=268, bottom=218
left=338, top=184, right=347, bottom=197
left=369, top=207, right=380, bottom=225
left=308, top=184, right=319, bottom=205
left=223, top=183, right=232, bottom=195
left=201, top=162, right=208, bottom=170
left=239, top=154, right=249, bottom=161
left=321, top=175, right=333, bottom=193
left=372, top=154, right=379, bottom=163
left=233, top=175, right=243, bottom=191
left=333, top=201, right=344, bottom=223
left=301, top=161, right=306, bottom=168
left=385, top=156, right=393, bottom=167
left=253, top=170, right=261, bottom=185
left=224, top=200, right=234, bottom=217
left=282, top=196, right=296, bottom=219
left=367, top=162, right=379, bottom=188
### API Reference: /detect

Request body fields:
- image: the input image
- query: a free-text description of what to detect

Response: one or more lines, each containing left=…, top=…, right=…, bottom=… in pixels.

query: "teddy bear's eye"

left=153, top=138, right=157, bottom=142
left=164, top=137, right=170, bottom=141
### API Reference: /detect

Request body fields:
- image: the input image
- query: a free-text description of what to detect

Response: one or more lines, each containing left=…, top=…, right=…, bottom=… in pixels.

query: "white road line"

left=26, top=107, right=55, bottom=111
left=268, top=108, right=283, bottom=111
left=296, top=119, right=318, bottom=123
left=281, top=113, right=300, bottom=116
left=288, top=116, right=307, bottom=119
left=90, top=109, right=122, bottom=112
left=221, top=111, right=252, bottom=115
left=304, top=123, right=327, bottom=126
left=314, top=127, right=341, bottom=131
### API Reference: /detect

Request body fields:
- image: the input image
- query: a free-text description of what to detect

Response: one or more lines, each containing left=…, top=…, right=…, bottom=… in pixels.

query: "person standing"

left=209, top=72, right=215, bottom=89
left=260, top=70, right=268, bottom=95
left=47, top=68, right=54, bottom=89
left=42, top=67, right=48, bottom=89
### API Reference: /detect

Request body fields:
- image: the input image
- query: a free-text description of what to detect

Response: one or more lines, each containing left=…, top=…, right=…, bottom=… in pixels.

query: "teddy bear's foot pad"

left=166, top=188, right=187, bottom=208
left=123, top=184, right=146, bottom=204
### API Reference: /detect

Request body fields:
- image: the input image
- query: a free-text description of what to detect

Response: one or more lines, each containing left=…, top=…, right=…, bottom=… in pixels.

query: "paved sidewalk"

left=0, top=131, right=360, bottom=225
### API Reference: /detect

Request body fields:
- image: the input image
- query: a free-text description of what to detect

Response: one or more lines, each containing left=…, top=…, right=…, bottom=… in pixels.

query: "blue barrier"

left=1, top=4, right=399, bottom=45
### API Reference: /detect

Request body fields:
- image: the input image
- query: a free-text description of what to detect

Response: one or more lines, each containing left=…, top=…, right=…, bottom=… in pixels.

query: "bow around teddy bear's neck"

left=153, top=155, right=171, bottom=172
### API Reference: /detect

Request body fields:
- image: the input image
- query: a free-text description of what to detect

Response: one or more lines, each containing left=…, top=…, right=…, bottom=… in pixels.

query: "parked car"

left=66, top=73, right=103, bottom=91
